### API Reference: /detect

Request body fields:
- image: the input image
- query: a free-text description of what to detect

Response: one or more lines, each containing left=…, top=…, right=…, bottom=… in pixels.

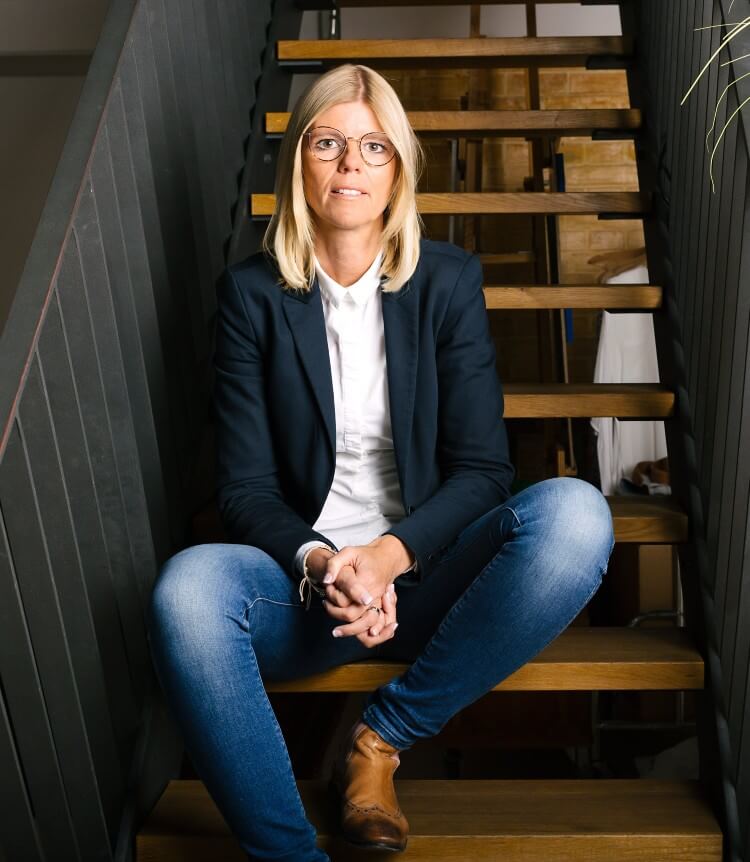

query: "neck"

left=314, top=224, right=383, bottom=287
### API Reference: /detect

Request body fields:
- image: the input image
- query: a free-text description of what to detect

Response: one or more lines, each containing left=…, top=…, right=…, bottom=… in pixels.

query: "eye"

left=316, top=138, right=339, bottom=149
left=365, top=141, right=386, bottom=153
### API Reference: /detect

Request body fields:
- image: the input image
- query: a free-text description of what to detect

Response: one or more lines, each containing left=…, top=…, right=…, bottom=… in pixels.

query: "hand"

left=323, top=536, right=414, bottom=605
left=323, top=581, right=399, bottom=648
left=306, top=543, right=404, bottom=647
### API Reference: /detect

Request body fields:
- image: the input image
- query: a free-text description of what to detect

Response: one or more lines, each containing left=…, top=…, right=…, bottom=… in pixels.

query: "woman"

left=147, top=64, right=616, bottom=862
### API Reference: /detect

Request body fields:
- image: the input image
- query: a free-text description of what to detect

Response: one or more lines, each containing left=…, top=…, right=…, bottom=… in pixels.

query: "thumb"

left=323, top=549, right=350, bottom=583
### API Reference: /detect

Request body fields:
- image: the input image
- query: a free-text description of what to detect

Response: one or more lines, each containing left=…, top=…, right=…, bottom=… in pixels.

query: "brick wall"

left=385, top=66, right=644, bottom=388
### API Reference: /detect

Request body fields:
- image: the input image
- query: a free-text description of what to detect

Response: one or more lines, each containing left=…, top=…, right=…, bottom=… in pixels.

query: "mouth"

left=330, top=188, right=367, bottom=199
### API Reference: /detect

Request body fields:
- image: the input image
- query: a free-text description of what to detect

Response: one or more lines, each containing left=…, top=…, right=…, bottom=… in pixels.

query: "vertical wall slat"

left=0, top=675, right=44, bottom=862
left=0, top=414, right=111, bottom=860
left=17, top=350, right=126, bottom=843
left=55, top=238, right=152, bottom=706
left=174, top=0, right=232, bottom=282
left=39, top=290, right=141, bottom=753
left=0, top=511, right=72, bottom=861
left=88, top=117, right=178, bottom=559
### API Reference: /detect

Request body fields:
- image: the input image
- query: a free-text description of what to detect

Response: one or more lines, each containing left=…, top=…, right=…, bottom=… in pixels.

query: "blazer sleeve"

left=382, top=252, right=516, bottom=582
left=213, top=267, right=339, bottom=582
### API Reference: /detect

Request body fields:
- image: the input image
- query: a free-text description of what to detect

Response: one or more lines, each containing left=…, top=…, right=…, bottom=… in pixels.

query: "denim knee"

left=529, top=477, right=615, bottom=585
left=147, top=543, right=233, bottom=646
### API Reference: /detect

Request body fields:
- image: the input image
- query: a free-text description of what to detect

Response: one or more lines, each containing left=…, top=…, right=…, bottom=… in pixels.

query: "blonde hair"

left=262, top=64, right=425, bottom=294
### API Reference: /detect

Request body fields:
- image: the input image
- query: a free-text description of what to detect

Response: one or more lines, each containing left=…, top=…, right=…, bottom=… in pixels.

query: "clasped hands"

left=307, top=534, right=413, bottom=648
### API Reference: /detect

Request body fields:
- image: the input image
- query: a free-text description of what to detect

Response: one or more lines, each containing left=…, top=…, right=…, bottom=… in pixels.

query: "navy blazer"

left=212, top=238, right=515, bottom=587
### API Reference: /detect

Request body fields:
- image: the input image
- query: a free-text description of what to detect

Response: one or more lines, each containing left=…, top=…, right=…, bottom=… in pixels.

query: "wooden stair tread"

left=266, top=108, right=642, bottom=136
left=138, top=778, right=721, bottom=861
left=264, top=627, right=702, bottom=692
left=608, top=494, right=687, bottom=542
left=276, top=36, right=632, bottom=68
left=480, top=252, right=535, bottom=264
left=330, top=0, right=640, bottom=6
left=502, top=383, right=674, bottom=418
left=483, top=285, right=661, bottom=309
left=251, top=191, right=649, bottom=217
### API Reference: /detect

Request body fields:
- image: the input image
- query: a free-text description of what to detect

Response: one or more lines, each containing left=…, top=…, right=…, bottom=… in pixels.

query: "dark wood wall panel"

left=631, top=2, right=750, bottom=858
left=38, top=291, right=141, bottom=755
left=0, top=0, right=272, bottom=856
left=0, top=417, right=112, bottom=858
left=0, top=670, right=42, bottom=862
left=0, top=510, right=73, bottom=861
left=55, top=237, right=153, bottom=706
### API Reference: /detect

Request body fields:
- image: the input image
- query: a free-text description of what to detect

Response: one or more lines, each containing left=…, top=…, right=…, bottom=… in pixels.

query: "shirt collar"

left=314, top=249, right=385, bottom=309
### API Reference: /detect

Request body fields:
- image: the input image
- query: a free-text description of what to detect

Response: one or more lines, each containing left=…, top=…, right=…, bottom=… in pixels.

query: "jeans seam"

left=245, top=596, right=304, bottom=614
left=241, top=596, right=305, bottom=632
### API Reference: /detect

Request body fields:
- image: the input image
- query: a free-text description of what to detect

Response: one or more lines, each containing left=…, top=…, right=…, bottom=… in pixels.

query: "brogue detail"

left=330, top=722, right=409, bottom=852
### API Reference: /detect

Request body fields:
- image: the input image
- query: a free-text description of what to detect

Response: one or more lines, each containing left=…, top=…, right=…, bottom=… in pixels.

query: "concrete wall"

left=0, top=0, right=110, bottom=51
left=0, top=0, right=110, bottom=334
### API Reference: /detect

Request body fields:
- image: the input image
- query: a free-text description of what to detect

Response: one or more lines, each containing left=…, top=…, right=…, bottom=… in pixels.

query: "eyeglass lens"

left=307, top=126, right=396, bottom=166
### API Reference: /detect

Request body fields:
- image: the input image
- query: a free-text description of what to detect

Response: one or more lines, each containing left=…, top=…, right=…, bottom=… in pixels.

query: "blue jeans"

left=146, top=476, right=615, bottom=861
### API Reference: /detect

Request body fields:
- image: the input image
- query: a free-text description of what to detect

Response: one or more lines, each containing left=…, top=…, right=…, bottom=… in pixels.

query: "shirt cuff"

left=294, top=540, right=336, bottom=576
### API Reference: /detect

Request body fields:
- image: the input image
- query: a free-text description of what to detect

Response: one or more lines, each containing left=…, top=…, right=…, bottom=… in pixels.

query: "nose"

left=338, top=138, right=364, bottom=169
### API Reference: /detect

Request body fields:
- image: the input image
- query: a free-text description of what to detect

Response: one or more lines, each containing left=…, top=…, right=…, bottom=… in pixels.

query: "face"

left=301, top=101, right=398, bottom=238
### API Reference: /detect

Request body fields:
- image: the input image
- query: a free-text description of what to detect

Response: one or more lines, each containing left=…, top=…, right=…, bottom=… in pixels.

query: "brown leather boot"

left=329, top=721, right=409, bottom=852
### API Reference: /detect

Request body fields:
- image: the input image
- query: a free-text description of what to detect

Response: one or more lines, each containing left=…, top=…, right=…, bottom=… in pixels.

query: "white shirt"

left=294, top=249, right=418, bottom=588
left=590, top=264, right=667, bottom=495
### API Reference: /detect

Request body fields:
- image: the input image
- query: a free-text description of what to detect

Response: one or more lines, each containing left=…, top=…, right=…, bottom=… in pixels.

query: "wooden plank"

left=483, top=285, right=662, bottom=309
left=480, top=252, right=535, bottom=265
left=138, top=778, right=721, bottom=862
left=0, top=417, right=112, bottom=857
left=251, top=191, right=649, bottom=217
left=39, top=296, right=140, bottom=756
left=608, top=495, right=688, bottom=544
left=266, top=108, right=642, bottom=137
left=0, top=684, right=44, bottom=861
left=276, top=36, right=633, bottom=69
left=332, top=0, right=625, bottom=5
left=0, top=504, right=75, bottom=861
left=263, top=627, right=702, bottom=693
left=71, top=182, right=159, bottom=674
left=502, top=383, right=674, bottom=418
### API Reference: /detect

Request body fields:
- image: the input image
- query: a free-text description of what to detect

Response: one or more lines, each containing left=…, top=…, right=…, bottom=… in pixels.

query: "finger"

left=324, top=565, right=359, bottom=608
left=332, top=604, right=384, bottom=639
left=368, top=585, right=394, bottom=637
left=323, top=592, right=379, bottom=623
left=334, top=567, right=375, bottom=608
left=358, top=618, right=399, bottom=648
left=324, top=581, right=352, bottom=608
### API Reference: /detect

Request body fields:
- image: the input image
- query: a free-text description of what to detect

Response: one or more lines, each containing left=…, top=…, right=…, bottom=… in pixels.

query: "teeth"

left=333, top=189, right=362, bottom=196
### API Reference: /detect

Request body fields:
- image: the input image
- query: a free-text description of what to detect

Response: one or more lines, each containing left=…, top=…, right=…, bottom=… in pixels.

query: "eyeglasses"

left=304, top=125, right=397, bottom=167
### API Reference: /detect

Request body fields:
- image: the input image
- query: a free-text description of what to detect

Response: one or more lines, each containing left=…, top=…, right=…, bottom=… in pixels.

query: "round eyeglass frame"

left=304, top=125, right=398, bottom=167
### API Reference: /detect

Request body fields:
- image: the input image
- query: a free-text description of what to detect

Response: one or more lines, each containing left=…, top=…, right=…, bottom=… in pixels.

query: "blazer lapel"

left=282, top=278, right=337, bottom=462
left=382, top=277, right=419, bottom=505
left=282, top=270, right=419, bottom=501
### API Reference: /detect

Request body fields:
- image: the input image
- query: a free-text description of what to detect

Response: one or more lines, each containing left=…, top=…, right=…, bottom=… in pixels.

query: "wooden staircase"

left=138, top=6, right=724, bottom=861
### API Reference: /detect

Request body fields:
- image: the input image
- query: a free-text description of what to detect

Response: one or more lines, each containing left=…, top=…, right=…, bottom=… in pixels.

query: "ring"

left=367, top=605, right=381, bottom=614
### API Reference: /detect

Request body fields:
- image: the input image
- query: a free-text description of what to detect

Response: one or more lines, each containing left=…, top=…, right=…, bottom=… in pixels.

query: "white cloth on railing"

left=590, top=264, right=668, bottom=495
